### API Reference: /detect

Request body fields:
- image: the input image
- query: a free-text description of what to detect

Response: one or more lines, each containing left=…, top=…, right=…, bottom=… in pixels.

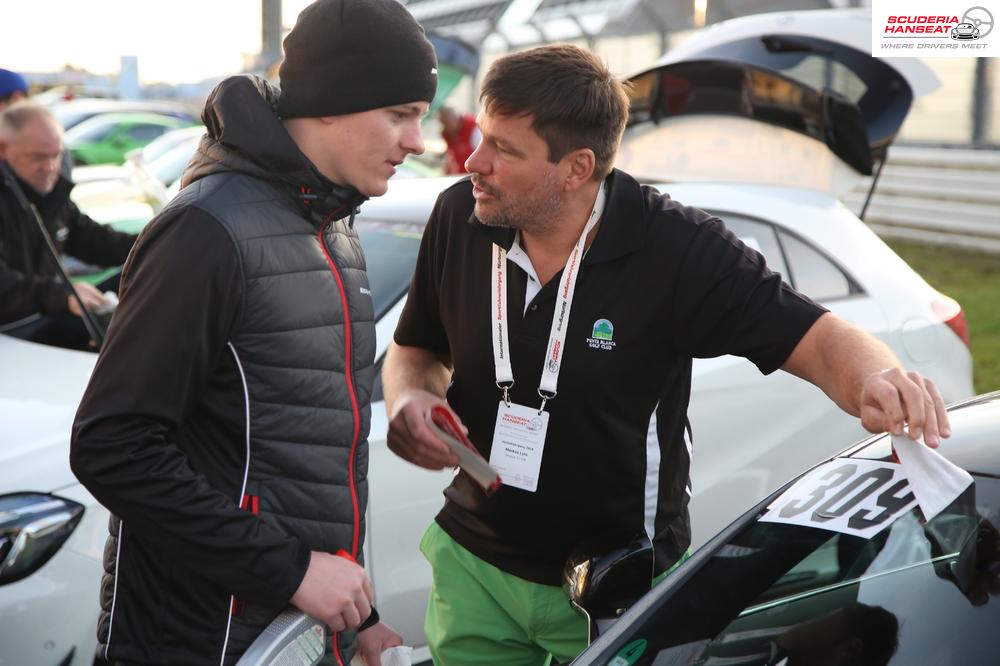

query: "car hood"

left=0, top=336, right=96, bottom=493
left=619, top=8, right=940, bottom=196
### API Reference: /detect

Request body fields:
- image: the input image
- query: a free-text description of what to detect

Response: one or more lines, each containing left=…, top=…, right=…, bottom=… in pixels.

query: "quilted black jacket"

left=71, top=76, right=377, bottom=665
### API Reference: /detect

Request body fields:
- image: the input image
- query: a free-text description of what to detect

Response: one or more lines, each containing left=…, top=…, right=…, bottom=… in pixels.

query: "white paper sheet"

left=891, top=434, right=974, bottom=522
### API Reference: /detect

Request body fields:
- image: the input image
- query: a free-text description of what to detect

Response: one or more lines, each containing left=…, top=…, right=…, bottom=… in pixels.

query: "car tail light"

left=932, top=296, right=971, bottom=348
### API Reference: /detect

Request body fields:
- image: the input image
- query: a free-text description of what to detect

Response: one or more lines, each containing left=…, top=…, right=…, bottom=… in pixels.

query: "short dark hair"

left=479, top=44, right=629, bottom=180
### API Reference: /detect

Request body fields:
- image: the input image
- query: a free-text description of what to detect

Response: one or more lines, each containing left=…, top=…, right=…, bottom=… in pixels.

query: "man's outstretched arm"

left=782, top=312, right=950, bottom=447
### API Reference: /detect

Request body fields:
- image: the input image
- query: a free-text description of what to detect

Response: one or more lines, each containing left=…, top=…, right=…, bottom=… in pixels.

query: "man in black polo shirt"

left=383, top=44, right=950, bottom=665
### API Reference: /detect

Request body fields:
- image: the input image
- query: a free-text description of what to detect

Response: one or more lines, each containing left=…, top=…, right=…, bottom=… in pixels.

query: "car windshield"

left=616, top=474, right=1000, bottom=665
left=356, top=218, right=423, bottom=319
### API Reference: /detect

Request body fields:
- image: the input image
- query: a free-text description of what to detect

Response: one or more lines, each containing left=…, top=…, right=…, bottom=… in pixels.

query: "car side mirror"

left=563, top=531, right=654, bottom=643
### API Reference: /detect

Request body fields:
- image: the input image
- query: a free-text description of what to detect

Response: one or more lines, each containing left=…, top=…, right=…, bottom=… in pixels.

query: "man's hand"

left=386, top=389, right=461, bottom=470
left=67, top=282, right=109, bottom=317
left=356, top=621, right=404, bottom=665
left=290, top=551, right=373, bottom=632
left=860, top=368, right=950, bottom=448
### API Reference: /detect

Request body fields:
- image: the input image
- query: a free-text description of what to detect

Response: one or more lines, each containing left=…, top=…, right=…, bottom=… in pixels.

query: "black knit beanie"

left=277, top=0, right=438, bottom=118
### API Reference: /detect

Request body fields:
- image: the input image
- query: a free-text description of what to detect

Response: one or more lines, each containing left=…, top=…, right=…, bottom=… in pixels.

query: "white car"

left=0, top=8, right=974, bottom=664
left=72, top=125, right=205, bottom=187
left=612, top=7, right=973, bottom=546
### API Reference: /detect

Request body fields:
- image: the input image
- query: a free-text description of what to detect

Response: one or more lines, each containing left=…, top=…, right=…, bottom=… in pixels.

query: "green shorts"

left=420, top=522, right=587, bottom=665
left=419, top=522, right=692, bottom=665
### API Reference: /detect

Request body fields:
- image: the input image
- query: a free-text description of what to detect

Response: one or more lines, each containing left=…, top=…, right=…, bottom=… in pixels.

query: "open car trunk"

left=619, top=8, right=940, bottom=196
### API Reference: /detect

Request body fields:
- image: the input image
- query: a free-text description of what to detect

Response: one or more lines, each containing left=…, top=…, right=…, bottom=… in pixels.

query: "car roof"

left=358, top=175, right=871, bottom=251
left=356, top=175, right=843, bottom=231
left=357, top=176, right=462, bottom=225
left=51, top=98, right=199, bottom=129
left=67, top=111, right=188, bottom=126
left=64, top=113, right=191, bottom=143
left=50, top=98, right=195, bottom=114
left=54, top=97, right=173, bottom=106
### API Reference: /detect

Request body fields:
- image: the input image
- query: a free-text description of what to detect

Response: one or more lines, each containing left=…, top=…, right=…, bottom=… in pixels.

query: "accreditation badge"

left=489, top=401, right=550, bottom=492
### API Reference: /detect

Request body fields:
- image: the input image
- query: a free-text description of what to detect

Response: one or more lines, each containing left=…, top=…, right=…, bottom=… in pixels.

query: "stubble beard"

left=474, top=171, right=564, bottom=236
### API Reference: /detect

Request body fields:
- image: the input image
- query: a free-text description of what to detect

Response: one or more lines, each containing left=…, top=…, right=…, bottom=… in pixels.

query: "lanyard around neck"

left=490, top=183, right=607, bottom=411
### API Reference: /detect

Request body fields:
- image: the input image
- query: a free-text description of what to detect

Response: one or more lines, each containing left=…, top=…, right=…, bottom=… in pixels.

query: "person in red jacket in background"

left=439, top=105, right=480, bottom=174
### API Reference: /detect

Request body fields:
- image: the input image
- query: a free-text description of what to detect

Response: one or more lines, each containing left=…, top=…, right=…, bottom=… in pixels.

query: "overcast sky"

left=2, top=0, right=314, bottom=84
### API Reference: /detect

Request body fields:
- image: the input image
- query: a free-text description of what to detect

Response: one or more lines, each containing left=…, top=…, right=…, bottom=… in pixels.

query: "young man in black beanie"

left=70, top=1, right=437, bottom=664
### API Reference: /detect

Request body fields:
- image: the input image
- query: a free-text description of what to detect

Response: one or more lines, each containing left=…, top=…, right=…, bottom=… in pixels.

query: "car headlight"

left=0, top=493, right=84, bottom=585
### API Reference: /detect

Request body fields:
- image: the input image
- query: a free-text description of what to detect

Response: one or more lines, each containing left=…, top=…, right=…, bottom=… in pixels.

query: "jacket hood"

left=181, top=75, right=366, bottom=219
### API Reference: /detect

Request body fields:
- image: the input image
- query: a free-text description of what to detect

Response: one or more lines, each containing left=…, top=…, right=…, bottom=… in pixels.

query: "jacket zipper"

left=230, top=494, right=259, bottom=618
left=317, top=216, right=362, bottom=666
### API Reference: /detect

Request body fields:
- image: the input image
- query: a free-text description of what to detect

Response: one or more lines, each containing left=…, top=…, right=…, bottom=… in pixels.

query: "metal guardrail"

left=843, top=147, right=1000, bottom=254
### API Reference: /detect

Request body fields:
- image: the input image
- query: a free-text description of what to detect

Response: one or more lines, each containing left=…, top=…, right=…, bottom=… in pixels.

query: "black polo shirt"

left=394, top=170, right=826, bottom=585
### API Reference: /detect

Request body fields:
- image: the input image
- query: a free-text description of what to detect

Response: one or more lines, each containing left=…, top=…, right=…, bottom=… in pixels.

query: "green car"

left=64, top=112, right=196, bottom=166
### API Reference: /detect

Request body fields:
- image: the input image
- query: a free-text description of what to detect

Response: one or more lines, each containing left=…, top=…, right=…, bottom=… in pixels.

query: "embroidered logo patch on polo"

left=587, top=319, right=616, bottom=350
left=592, top=319, right=614, bottom=340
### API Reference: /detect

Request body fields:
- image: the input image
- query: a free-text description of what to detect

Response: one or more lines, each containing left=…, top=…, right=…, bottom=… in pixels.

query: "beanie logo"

left=431, top=68, right=438, bottom=75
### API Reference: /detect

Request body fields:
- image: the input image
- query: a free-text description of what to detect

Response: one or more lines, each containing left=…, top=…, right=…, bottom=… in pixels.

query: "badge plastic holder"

left=427, top=405, right=502, bottom=495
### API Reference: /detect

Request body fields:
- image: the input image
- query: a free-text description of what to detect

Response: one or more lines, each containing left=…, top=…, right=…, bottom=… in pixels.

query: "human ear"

left=561, top=148, right=596, bottom=191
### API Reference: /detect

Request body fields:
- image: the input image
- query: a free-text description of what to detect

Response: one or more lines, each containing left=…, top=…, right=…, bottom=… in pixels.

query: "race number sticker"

left=760, top=459, right=919, bottom=539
